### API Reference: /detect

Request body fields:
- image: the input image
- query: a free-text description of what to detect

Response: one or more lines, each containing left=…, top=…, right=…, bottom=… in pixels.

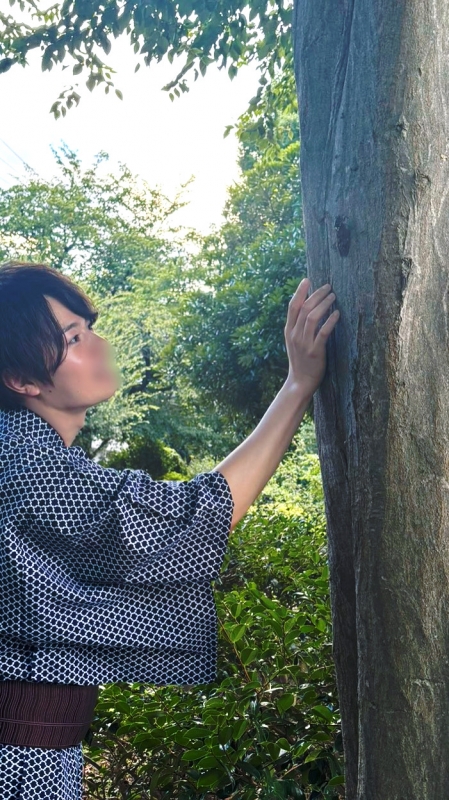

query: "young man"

left=0, top=260, right=339, bottom=799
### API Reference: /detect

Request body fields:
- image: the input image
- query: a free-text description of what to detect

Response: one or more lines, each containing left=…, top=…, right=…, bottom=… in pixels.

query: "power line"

left=0, top=137, right=41, bottom=188
left=0, top=169, right=28, bottom=188
left=0, top=137, right=39, bottom=176
left=0, top=168, right=20, bottom=188
left=0, top=155, right=27, bottom=186
left=0, top=154, right=16, bottom=171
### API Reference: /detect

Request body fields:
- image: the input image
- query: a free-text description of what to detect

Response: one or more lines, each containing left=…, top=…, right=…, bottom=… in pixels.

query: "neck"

left=22, top=401, right=87, bottom=448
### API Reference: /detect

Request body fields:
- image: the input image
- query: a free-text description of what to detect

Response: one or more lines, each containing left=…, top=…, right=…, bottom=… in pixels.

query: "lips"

left=96, top=364, right=112, bottom=376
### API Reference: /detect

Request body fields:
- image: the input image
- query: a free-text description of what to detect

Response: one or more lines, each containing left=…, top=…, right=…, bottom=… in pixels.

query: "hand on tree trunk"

left=213, top=276, right=340, bottom=530
left=284, top=277, right=340, bottom=397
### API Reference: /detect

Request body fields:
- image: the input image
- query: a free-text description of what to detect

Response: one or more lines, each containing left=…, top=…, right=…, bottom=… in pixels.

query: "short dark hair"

left=0, top=261, right=99, bottom=411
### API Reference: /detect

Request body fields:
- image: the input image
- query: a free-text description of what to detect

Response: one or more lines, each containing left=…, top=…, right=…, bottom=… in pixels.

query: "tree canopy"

left=0, top=142, right=187, bottom=293
left=172, top=87, right=307, bottom=430
left=0, top=0, right=292, bottom=120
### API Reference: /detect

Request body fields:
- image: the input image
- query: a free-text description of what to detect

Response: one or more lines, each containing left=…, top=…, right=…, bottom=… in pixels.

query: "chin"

left=92, top=372, right=121, bottom=404
left=90, top=387, right=118, bottom=408
left=104, top=376, right=120, bottom=396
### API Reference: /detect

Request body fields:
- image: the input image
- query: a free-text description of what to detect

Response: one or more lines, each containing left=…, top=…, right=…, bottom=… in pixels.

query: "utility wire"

left=0, top=136, right=38, bottom=175
left=0, top=153, right=17, bottom=171
left=0, top=136, right=41, bottom=188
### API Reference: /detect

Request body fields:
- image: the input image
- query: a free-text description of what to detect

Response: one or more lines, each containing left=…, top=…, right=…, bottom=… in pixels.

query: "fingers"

left=285, top=278, right=312, bottom=334
left=303, top=291, right=336, bottom=332
left=314, top=306, right=340, bottom=340
left=285, top=278, right=337, bottom=336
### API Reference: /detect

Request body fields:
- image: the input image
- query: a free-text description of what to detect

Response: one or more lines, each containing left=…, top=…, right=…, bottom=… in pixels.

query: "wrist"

left=282, top=374, right=315, bottom=406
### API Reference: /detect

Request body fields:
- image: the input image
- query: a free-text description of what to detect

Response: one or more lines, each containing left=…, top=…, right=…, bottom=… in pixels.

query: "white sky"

left=0, top=30, right=261, bottom=233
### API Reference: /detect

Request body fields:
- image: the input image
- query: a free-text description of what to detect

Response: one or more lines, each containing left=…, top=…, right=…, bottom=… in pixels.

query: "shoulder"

left=0, top=436, right=125, bottom=502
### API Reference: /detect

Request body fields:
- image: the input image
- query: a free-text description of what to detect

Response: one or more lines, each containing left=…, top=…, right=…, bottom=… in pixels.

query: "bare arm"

left=212, top=277, right=340, bottom=530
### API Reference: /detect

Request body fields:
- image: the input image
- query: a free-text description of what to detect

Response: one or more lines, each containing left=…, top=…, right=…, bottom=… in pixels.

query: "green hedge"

left=83, top=422, right=344, bottom=799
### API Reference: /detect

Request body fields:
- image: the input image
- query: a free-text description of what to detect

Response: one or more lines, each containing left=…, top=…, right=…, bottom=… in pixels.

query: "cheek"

left=58, top=344, right=114, bottom=388
left=57, top=351, right=89, bottom=383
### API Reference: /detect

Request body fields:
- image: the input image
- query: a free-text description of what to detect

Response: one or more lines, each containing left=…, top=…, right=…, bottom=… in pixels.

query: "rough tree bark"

left=293, top=1, right=449, bottom=798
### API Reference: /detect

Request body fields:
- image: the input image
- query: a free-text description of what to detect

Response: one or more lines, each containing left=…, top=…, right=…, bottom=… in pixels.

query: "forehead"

left=44, top=294, right=82, bottom=324
left=44, top=295, right=84, bottom=327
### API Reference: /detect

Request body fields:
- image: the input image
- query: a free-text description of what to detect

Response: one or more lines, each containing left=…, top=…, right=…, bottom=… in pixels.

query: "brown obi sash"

left=0, top=681, right=99, bottom=749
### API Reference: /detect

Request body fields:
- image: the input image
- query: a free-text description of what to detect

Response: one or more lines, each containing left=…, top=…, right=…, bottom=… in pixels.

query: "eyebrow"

left=62, top=319, right=90, bottom=334
left=62, top=322, right=80, bottom=333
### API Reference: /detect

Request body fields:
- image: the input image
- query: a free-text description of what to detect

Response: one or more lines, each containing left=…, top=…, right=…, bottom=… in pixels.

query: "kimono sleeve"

left=21, top=445, right=235, bottom=587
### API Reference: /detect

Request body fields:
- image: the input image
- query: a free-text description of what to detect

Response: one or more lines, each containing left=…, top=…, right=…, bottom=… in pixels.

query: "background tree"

left=172, top=83, right=306, bottom=438
left=0, top=144, right=237, bottom=462
left=0, top=142, right=187, bottom=293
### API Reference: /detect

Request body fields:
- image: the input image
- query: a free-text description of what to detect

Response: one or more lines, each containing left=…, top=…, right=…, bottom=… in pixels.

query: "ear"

left=1, top=370, right=40, bottom=397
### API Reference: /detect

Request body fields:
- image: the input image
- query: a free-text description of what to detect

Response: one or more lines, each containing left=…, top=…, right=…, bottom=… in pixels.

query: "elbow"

left=229, top=508, right=244, bottom=532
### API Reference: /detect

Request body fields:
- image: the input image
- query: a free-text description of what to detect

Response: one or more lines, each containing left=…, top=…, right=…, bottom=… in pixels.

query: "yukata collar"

left=0, top=405, right=68, bottom=450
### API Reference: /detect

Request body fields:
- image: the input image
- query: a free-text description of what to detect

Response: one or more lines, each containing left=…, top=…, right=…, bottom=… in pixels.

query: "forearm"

left=213, top=376, right=314, bottom=529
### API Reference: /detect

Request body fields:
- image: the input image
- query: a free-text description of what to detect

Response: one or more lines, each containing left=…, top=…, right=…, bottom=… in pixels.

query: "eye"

left=68, top=321, right=95, bottom=345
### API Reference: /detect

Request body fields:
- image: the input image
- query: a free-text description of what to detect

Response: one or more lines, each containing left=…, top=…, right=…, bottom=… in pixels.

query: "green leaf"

left=276, top=693, right=295, bottom=713
left=240, top=761, right=261, bottom=779
left=312, top=704, right=334, bottom=722
left=302, top=688, right=318, bottom=703
left=327, top=775, right=345, bottom=786
left=115, top=701, right=131, bottom=713
left=183, top=726, right=212, bottom=740
left=313, top=730, right=333, bottom=742
left=276, top=737, right=291, bottom=752
left=0, top=58, right=14, bottom=74
left=285, top=630, right=299, bottom=646
left=204, top=697, right=225, bottom=709
left=97, top=31, right=111, bottom=54
left=263, top=741, right=280, bottom=760
left=239, top=647, right=258, bottom=665
left=218, top=724, right=233, bottom=745
left=42, top=47, right=53, bottom=71
left=258, top=594, right=277, bottom=609
left=294, top=741, right=313, bottom=757
left=270, top=619, right=283, bottom=637
left=196, top=755, right=221, bottom=770
left=181, top=746, right=209, bottom=761
left=131, top=733, right=160, bottom=747
left=196, top=768, right=224, bottom=788
left=304, top=748, right=325, bottom=763
left=232, top=718, right=248, bottom=741
left=227, top=623, right=246, bottom=642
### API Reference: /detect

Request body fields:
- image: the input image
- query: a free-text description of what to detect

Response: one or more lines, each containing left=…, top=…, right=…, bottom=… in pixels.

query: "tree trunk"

left=293, top=1, right=449, bottom=797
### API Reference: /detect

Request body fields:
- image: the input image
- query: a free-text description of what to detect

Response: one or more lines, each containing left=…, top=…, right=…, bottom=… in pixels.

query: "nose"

left=89, top=329, right=110, bottom=357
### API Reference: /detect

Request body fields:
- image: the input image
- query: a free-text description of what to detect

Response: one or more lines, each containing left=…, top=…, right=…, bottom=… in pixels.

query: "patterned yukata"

left=0, top=406, right=234, bottom=799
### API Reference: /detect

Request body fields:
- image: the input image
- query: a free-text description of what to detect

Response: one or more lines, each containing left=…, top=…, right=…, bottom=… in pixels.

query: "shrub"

left=83, top=422, right=344, bottom=799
